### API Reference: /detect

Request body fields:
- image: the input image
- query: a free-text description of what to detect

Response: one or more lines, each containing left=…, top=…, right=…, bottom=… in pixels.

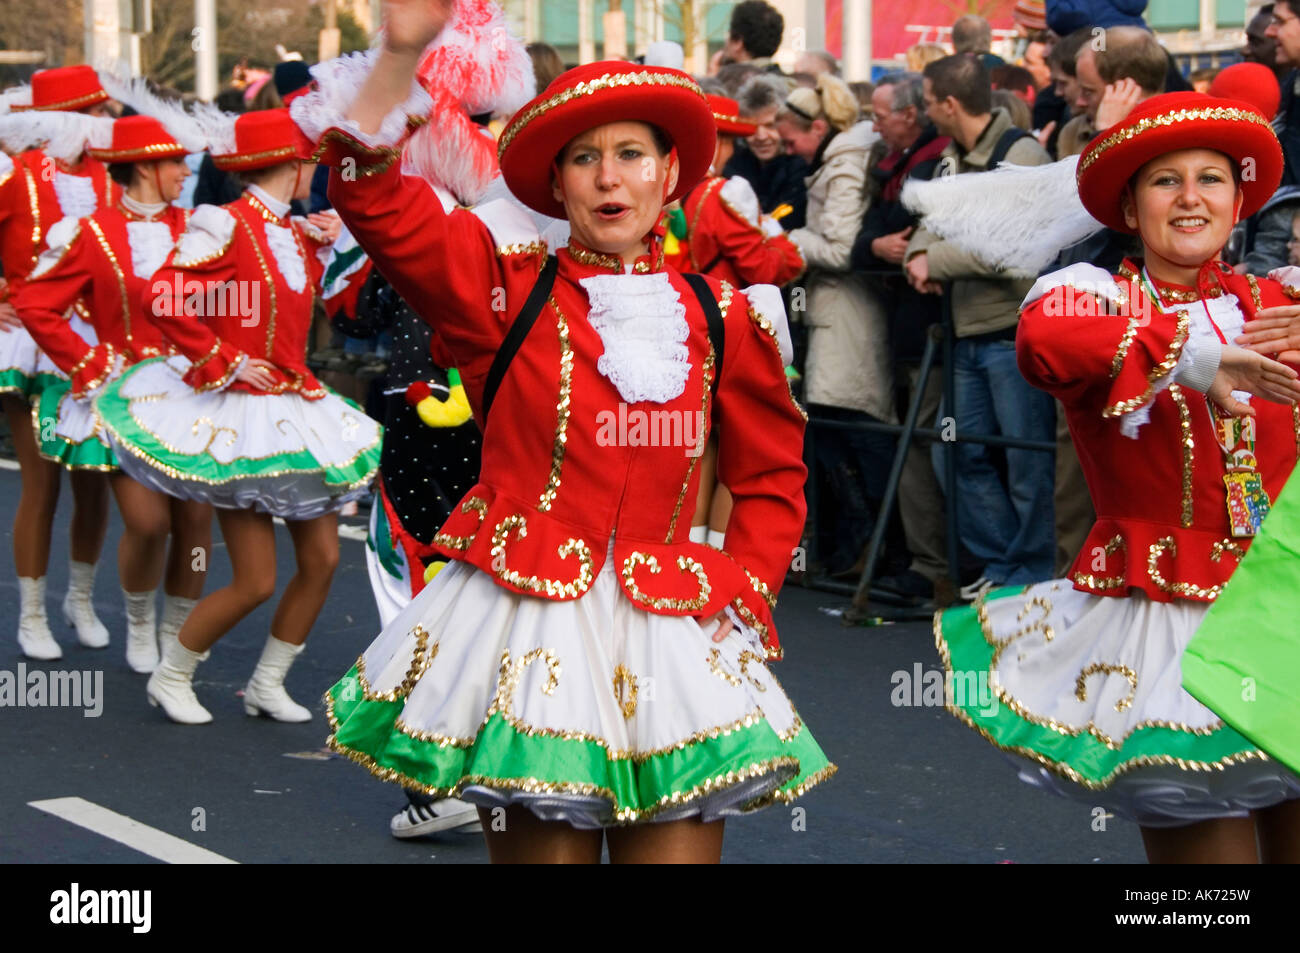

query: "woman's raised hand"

left=1207, top=345, right=1300, bottom=417
left=1237, top=303, right=1300, bottom=366
left=382, top=0, right=454, bottom=54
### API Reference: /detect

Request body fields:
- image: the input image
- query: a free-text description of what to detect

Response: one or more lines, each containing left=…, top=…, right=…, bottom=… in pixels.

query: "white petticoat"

left=0, top=311, right=96, bottom=397
left=352, top=541, right=809, bottom=828
left=99, top=356, right=381, bottom=519
left=972, top=581, right=1300, bottom=826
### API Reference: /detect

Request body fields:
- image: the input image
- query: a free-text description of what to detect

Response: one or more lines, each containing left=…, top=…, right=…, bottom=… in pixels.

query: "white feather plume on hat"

left=901, top=154, right=1103, bottom=277
left=0, top=109, right=114, bottom=162
left=0, top=85, right=32, bottom=115
left=96, top=62, right=210, bottom=152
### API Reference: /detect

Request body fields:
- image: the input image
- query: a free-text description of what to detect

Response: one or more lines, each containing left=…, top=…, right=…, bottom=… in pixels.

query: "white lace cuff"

left=292, top=49, right=433, bottom=150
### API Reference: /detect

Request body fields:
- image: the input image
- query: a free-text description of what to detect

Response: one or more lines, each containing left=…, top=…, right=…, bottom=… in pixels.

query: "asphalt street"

left=0, top=464, right=1148, bottom=864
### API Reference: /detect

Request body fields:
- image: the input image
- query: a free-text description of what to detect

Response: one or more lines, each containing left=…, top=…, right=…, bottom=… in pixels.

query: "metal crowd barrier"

left=798, top=281, right=1057, bottom=622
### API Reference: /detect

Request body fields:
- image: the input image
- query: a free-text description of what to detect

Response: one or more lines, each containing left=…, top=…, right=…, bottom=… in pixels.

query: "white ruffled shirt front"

left=580, top=271, right=691, bottom=405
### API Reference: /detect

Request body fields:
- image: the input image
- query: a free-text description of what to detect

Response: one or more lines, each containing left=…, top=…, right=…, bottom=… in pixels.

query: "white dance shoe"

left=63, top=560, right=109, bottom=649
left=18, top=576, right=61, bottom=661
left=146, top=637, right=213, bottom=724
left=123, top=589, right=159, bottom=673
left=243, top=636, right=312, bottom=722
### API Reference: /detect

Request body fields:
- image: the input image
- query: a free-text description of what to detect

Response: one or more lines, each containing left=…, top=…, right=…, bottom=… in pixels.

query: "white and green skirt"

left=32, top=377, right=116, bottom=471
left=326, top=542, right=835, bottom=828
left=94, top=356, right=382, bottom=519
left=0, top=324, right=61, bottom=400
left=936, top=581, right=1300, bottom=827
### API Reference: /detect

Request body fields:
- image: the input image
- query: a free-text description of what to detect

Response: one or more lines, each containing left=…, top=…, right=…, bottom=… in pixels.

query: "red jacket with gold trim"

left=1017, top=259, right=1300, bottom=603
left=140, top=191, right=332, bottom=398
left=0, top=150, right=117, bottom=289
left=678, top=175, right=804, bottom=288
left=314, top=135, right=807, bottom=659
left=13, top=203, right=189, bottom=396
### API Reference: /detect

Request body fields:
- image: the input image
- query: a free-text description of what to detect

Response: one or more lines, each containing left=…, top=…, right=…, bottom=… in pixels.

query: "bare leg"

left=689, top=437, right=719, bottom=530
left=1256, top=797, right=1300, bottom=864
left=67, top=469, right=110, bottom=564
left=5, top=395, right=61, bottom=578
left=707, top=484, right=732, bottom=535
left=110, top=474, right=170, bottom=592
left=606, top=816, right=725, bottom=864
left=178, top=507, right=277, bottom=654
left=1140, top=817, right=1259, bottom=864
left=270, top=512, right=339, bottom=646
left=476, top=806, right=603, bottom=864
left=164, top=497, right=212, bottom=599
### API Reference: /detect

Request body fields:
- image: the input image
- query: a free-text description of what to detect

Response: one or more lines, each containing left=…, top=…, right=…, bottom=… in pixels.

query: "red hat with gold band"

left=21, top=65, right=110, bottom=113
left=211, top=108, right=315, bottom=171
left=498, top=61, right=716, bottom=219
left=708, top=95, right=757, bottom=137
left=1076, top=92, right=1282, bottom=234
left=86, top=115, right=189, bottom=163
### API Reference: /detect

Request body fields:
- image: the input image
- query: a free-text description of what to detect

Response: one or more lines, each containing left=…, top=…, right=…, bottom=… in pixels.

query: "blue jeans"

left=931, top=337, right=1056, bottom=584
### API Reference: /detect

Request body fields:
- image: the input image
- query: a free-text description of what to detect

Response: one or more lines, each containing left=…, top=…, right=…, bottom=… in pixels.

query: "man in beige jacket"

left=904, top=54, right=1056, bottom=591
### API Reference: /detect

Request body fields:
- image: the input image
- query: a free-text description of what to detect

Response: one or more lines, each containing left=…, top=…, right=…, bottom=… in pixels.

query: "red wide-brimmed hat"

left=1076, top=92, right=1282, bottom=234
left=1209, top=63, right=1281, bottom=123
left=21, top=65, right=109, bottom=112
left=497, top=61, right=716, bottom=219
left=211, top=109, right=314, bottom=171
left=708, top=95, right=757, bottom=137
left=86, top=115, right=188, bottom=163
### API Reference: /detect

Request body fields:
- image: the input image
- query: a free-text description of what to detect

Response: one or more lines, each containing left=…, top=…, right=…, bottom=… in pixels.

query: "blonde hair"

left=780, top=72, right=860, bottom=133
left=905, top=42, right=947, bottom=73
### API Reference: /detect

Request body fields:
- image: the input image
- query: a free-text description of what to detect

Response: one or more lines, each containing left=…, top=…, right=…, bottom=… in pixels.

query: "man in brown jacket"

left=904, top=54, right=1056, bottom=592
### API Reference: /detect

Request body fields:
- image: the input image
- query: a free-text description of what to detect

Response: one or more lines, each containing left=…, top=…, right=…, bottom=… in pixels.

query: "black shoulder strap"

left=682, top=273, right=724, bottom=397
left=988, top=127, right=1032, bottom=170
left=481, top=254, right=557, bottom=422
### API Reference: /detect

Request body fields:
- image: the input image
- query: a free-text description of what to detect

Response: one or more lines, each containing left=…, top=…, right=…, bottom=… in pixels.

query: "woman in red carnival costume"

left=0, top=66, right=117, bottom=660
left=94, top=108, right=382, bottom=725
left=289, top=0, right=833, bottom=863
left=14, top=110, right=213, bottom=675
left=935, top=92, right=1300, bottom=863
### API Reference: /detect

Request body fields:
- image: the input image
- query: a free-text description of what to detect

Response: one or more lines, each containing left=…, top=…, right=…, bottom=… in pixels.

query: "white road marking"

left=28, top=797, right=238, bottom=864
left=0, top=458, right=19, bottom=470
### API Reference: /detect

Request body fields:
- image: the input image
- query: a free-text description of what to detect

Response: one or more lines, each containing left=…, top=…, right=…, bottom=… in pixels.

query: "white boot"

left=146, top=637, right=213, bottom=724
left=243, top=636, right=312, bottom=722
left=159, top=596, right=209, bottom=662
left=63, top=560, right=109, bottom=648
left=18, top=576, right=61, bottom=661
left=123, top=589, right=159, bottom=673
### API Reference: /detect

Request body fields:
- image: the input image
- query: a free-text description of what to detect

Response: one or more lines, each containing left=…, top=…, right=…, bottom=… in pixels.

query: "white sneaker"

left=390, top=798, right=482, bottom=838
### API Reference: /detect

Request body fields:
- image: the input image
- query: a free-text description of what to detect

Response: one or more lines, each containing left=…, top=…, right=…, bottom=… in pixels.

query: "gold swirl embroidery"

left=1071, top=534, right=1128, bottom=590
left=1075, top=662, right=1139, bottom=712
left=497, top=241, right=547, bottom=258
left=1170, top=383, right=1193, bottom=528
left=1147, top=537, right=1221, bottom=599
left=621, top=551, right=711, bottom=611
left=432, top=496, right=488, bottom=551
left=1079, top=106, right=1271, bottom=173
left=1210, top=539, right=1246, bottom=563
left=537, top=297, right=571, bottom=512
left=665, top=343, right=714, bottom=541
left=490, top=514, right=594, bottom=597
left=498, top=70, right=707, bottom=158
left=353, top=625, right=437, bottom=702
left=718, top=280, right=735, bottom=319
left=565, top=240, right=622, bottom=272
left=1101, top=309, right=1189, bottom=419
left=612, top=664, right=638, bottom=719
left=1247, top=273, right=1263, bottom=311
left=731, top=596, right=773, bottom=652
left=486, top=648, right=561, bottom=729
left=744, top=567, right=777, bottom=609
left=706, top=648, right=742, bottom=687
left=191, top=416, right=238, bottom=455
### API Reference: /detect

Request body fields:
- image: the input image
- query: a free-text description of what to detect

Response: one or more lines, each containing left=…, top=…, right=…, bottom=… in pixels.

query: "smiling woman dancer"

left=935, top=92, right=1300, bottom=863
left=290, top=0, right=833, bottom=863
left=13, top=114, right=212, bottom=675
